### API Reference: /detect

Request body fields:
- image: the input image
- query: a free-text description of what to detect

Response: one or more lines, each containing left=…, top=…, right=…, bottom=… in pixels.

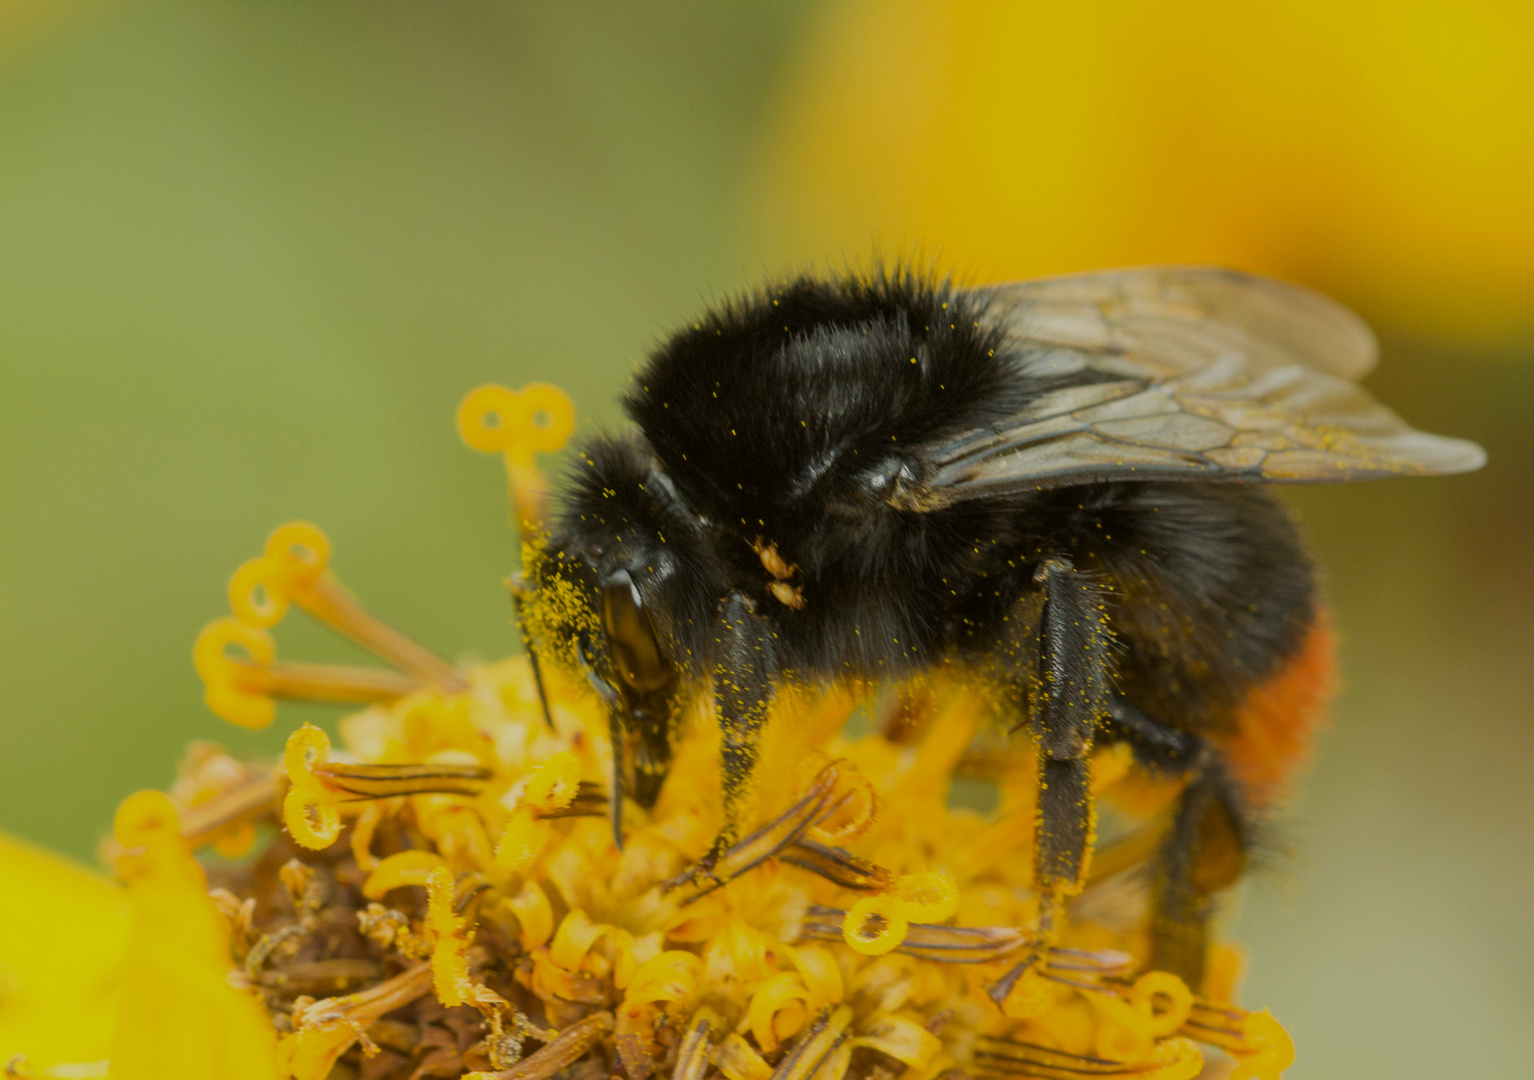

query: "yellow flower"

left=1, top=796, right=275, bottom=1080
left=3, top=383, right=1295, bottom=1080
left=0, top=834, right=125, bottom=1074
left=106, top=792, right=277, bottom=1080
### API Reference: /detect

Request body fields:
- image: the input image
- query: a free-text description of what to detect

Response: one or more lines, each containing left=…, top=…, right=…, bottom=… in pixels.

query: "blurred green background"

left=0, top=3, right=1530, bottom=1077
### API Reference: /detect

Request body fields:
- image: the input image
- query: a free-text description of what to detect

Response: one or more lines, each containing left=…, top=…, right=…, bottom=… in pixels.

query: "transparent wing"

left=896, top=269, right=1485, bottom=506
left=973, top=265, right=1379, bottom=380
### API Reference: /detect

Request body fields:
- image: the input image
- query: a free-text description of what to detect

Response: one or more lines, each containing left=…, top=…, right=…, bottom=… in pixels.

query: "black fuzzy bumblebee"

left=524, top=266, right=1484, bottom=983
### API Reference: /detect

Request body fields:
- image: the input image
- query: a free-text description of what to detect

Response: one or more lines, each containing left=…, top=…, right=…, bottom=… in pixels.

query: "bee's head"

left=526, top=435, right=726, bottom=830
left=523, top=550, right=678, bottom=787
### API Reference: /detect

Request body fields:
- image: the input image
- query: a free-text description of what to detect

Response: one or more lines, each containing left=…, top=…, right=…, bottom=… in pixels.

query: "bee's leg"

left=1105, top=697, right=1249, bottom=986
left=713, top=590, right=777, bottom=850
left=664, top=590, right=775, bottom=892
left=990, top=557, right=1113, bottom=1004
left=1030, top=557, right=1115, bottom=915
left=1149, top=761, right=1248, bottom=986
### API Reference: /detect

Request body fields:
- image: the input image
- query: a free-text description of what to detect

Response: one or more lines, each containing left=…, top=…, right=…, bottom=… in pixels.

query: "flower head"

left=5, top=383, right=1294, bottom=1080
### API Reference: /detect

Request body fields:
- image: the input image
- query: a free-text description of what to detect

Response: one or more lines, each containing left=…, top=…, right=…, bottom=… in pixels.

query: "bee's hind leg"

left=1107, top=697, right=1249, bottom=987
left=1150, top=758, right=1249, bottom=986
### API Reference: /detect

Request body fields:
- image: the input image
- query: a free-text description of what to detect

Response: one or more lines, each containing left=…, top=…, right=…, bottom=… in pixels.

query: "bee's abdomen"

left=1211, top=611, right=1336, bottom=806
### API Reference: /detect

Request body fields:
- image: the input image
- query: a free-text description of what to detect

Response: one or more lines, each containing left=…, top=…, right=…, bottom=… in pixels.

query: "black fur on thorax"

left=624, top=270, right=1027, bottom=516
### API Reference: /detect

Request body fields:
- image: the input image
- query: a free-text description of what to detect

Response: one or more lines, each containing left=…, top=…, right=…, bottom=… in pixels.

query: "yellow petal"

left=745, top=972, right=809, bottom=1054
left=0, top=832, right=128, bottom=1069
left=109, top=792, right=278, bottom=1080
left=362, top=849, right=447, bottom=900
left=847, top=1015, right=942, bottom=1069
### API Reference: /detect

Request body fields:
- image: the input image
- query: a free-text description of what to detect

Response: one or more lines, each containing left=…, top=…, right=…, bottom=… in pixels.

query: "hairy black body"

left=528, top=268, right=1479, bottom=984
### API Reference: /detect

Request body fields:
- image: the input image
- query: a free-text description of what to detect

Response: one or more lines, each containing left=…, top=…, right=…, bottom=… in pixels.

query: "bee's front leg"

left=714, top=591, right=777, bottom=843
left=668, top=590, right=776, bottom=889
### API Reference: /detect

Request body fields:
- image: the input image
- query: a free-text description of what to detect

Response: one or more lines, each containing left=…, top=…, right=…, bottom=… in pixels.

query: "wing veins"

left=897, top=269, right=1484, bottom=506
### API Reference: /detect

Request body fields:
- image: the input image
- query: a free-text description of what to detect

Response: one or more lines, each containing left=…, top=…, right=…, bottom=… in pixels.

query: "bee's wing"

left=901, top=269, right=1485, bottom=505
left=974, top=265, right=1380, bottom=379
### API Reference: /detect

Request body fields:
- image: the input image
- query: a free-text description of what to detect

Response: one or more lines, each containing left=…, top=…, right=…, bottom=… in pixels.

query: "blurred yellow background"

left=1, top=3, right=1529, bottom=1077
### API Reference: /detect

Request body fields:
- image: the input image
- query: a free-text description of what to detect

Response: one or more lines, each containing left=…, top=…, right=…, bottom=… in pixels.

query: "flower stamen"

left=801, top=906, right=1031, bottom=964
left=780, top=839, right=895, bottom=892
left=311, top=761, right=492, bottom=799
left=664, top=761, right=844, bottom=902
left=195, top=617, right=421, bottom=729
left=768, top=1006, right=853, bottom=1080
left=974, top=1034, right=1204, bottom=1078
left=228, top=521, right=467, bottom=692
left=281, top=724, right=492, bottom=851
left=1179, top=1003, right=1294, bottom=1080
left=670, top=1013, right=718, bottom=1080
left=169, top=757, right=283, bottom=852
left=537, top=779, right=609, bottom=819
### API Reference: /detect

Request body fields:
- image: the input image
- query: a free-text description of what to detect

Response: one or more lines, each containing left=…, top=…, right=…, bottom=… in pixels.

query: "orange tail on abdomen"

left=1216, top=613, right=1337, bottom=807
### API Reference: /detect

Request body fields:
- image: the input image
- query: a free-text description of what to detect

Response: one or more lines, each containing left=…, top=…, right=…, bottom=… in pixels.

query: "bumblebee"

left=524, top=266, right=1484, bottom=983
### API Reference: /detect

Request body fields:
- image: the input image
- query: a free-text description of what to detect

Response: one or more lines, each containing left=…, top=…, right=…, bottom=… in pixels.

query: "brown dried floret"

left=466, top=1011, right=613, bottom=1080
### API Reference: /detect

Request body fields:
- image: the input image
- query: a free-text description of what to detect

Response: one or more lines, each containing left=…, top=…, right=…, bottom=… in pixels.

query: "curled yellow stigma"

left=805, top=767, right=878, bottom=845
left=193, top=618, right=280, bottom=729
left=1229, top=1010, right=1297, bottom=1080
left=194, top=616, right=420, bottom=729
left=227, top=521, right=331, bottom=629
left=225, top=521, right=466, bottom=692
left=457, top=382, right=574, bottom=535
left=361, top=849, right=447, bottom=899
left=281, top=724, right=341, bottom=850
left=494, top=750, right=582, bottom=876
left=842, top=893, right=909, bottom=956
left=111, top=789, right=184, bottom=875
left=892, top=870, right=959, bottom=922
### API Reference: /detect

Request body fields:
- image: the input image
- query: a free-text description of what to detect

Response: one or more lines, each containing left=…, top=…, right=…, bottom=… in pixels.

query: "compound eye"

left=863, top=456, right=918, bottom=496
left=600, top=569, right=672, bottom=693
